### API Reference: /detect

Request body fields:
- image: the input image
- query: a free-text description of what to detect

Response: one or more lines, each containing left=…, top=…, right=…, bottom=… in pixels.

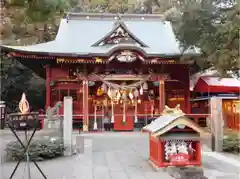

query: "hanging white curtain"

left=94, top=105, right=98, bottom=130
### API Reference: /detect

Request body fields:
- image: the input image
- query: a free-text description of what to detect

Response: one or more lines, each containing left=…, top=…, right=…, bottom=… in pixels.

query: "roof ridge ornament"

left=116, top=13, right=122, bottom=20
left=161, top=104, right=185, bottom=116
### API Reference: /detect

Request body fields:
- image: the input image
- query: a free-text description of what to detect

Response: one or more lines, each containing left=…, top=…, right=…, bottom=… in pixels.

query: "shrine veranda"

left=2, top=13, right=203, bottom=131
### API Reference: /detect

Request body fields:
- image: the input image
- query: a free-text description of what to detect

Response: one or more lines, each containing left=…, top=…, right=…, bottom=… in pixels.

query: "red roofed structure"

left=193, top=76, right=240, bottom=93
left=191, top=75, right=240, bottom=130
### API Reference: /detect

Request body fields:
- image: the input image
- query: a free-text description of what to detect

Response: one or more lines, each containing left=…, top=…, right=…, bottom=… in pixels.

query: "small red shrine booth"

left=143, top=105, right=210, bottom=168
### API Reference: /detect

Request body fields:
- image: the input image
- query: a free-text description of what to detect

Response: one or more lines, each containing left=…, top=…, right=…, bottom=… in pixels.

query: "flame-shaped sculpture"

left=19, top=93, right=29, bottom=114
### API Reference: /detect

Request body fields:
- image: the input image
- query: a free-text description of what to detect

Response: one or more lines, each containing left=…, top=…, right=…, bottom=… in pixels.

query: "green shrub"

left=5, top=137, right=65, bottom=161
left=223, top=133, right=240, bottom=154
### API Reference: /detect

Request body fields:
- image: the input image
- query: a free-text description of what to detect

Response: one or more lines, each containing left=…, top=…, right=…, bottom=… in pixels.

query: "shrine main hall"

left=2, top=13, right=200, bottom=131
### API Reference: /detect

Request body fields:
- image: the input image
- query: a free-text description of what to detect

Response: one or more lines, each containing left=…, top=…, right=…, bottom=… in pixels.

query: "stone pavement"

left=1, top=132, right=240, bottom=179
left=1, top=132, right=173, bottom=179
left=202, top=154, right=240, bottom=179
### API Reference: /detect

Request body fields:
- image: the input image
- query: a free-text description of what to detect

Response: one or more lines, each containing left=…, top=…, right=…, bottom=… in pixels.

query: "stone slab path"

left=1, top=132, right=240, bottom=179
left=1, top=132, right=173, bottom=179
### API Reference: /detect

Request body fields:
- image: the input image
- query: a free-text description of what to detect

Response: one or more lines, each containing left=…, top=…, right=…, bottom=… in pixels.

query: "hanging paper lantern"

left=107, top=88, right=112, bottom=98
left=97, top=87, right=103, bottom=96
left=133, top=89, right=139, bottom=98
left=139, top=86, right=143, bottom=95
left=143, top=82, right=148, bottom=90
left=129, top=91, right=133, bottom=100
left=101, top=83, right=107, bottom=92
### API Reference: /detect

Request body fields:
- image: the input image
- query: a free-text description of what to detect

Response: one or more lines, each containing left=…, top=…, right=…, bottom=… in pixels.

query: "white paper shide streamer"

left=111, top=100, right=114, bottom=123
left=123, top=101, right=126, bottom=123
left=134, top=100, right=138, bottom=123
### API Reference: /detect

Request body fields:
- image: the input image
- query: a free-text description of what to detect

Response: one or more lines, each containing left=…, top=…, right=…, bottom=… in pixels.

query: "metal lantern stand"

left=7, top=112, right=47, bottom=179
left=0, top=101, right=6, bottom=130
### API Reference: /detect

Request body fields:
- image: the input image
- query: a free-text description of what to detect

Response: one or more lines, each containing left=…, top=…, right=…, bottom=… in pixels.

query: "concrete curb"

left=202, top=151, right=240, bottom=168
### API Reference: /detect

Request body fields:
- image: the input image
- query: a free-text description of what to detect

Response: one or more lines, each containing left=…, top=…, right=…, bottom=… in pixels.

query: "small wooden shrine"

left=1, top=13, right=200, bottom=131
left=143, top=105, right=210, bottom=168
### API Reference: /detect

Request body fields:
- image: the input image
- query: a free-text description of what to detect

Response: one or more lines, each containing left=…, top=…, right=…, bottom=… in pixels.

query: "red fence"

left=224, top=112, right=240, bottom=131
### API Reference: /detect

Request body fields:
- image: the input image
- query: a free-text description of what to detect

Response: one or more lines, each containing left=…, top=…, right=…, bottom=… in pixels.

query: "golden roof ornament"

left=161, top=104, right=185, bottom=116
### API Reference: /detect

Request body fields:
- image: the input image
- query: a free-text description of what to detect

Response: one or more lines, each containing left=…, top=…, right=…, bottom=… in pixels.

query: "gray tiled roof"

left=142, top=114, right=184, bottom=133
left=2, top=13, right=200, bottom=57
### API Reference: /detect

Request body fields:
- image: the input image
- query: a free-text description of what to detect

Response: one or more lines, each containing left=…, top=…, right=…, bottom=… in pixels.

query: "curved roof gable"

left=92, top=19, right=148, bottom=47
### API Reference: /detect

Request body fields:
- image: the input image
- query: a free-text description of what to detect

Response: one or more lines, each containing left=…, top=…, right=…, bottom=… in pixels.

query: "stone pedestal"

left=63, top=97, right=73, bottom=156
left=43, top=116, right=63, bottom=137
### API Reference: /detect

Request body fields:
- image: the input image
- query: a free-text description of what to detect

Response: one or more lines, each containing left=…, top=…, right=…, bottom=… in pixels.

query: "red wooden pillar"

left=186, top=66, right=191, bottom=114
left=159, top=80, right=165, bottom=113
left=82, top=80, right=89, bottom=132
left=196, top=141, right=202, bottom=165
left=44, top=65, right=51, bottom=110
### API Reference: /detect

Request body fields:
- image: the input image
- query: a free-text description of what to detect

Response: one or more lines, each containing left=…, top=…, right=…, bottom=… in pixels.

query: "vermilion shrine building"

left=191, top=74, right=240, bottom=130
left=2, top=13, right=201, bottom=131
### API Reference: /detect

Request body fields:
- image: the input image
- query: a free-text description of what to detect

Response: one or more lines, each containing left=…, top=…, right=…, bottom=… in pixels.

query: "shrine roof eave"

left=1, top=44, right=201, bottom=59
left=143, top=114, right=210, bottom=138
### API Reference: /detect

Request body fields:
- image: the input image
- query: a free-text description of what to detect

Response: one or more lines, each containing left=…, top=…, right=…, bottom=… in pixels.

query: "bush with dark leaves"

left=223, top=133, right=240, bottom=154
left=5, top=137, right=65, bottom=161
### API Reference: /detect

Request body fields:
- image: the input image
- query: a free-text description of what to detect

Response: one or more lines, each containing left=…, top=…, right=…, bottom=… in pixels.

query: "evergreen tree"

left=1, top=0, right=77, bottom=111
left=175, top=0, right=239, bottom=76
